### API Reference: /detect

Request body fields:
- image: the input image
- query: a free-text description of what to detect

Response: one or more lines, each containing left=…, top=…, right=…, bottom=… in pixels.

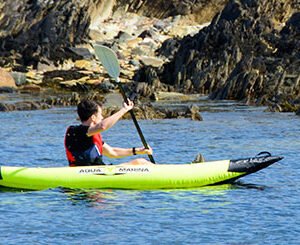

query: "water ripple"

left=0, top=106, right=299, bottom=244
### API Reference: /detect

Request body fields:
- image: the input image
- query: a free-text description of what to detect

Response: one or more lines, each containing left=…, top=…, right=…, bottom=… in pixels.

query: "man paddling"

left=65, top=99, right=153, bottom=166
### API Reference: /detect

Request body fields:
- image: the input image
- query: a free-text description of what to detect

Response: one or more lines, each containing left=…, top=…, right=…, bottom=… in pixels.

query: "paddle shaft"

left=117, top=79, right=156, bottom=163
left=93, top=44, right=155, bottom=163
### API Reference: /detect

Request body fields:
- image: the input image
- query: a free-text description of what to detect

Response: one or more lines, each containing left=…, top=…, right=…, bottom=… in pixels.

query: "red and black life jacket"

left=64, top=125, right=104, bottom=166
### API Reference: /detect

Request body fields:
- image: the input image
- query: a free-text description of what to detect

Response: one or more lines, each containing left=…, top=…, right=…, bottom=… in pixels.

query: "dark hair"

left=77, top=99, right=101, bottom=122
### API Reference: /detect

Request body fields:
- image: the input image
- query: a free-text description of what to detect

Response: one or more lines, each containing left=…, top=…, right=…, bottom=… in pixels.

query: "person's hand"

left=123, top=99, right=134, bottom=112
left=136, top=146, right=153, bottom=155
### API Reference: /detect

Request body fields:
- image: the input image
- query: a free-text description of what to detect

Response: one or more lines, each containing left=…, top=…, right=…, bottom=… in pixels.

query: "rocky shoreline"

left=0, top=0, right=299, bottom=117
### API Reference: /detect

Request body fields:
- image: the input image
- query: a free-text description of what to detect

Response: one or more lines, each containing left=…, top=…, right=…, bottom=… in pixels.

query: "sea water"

left=0, top=103, right=299, bottom=244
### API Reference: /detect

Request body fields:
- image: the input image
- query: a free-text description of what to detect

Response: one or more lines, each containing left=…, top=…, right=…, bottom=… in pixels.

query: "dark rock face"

left=139, top=0, right=300, bottom=111
left=0, top=0, right=93, bottom=69
left=1, top=0, right=299, bottom=114
left=0, top=0, right=226, bottom=71
left=115, top=0, right=227, bottom=20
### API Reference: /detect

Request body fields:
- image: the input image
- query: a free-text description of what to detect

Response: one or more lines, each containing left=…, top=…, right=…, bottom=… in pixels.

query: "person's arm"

left=102, top=142, right=153, bottom=158
left=88, top=100, right=133, bottom=136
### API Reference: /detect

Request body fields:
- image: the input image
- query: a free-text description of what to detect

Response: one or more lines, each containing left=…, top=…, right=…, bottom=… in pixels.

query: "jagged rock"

left=138, top=30, right=155, bottom=39
left=139, top=56, right=164, bottom=67
left=0, top=0, right=225, bottom=69
left=67, top=47, right=94, bottom=60
left=0, top=0, right=94, bottom=68
left=1, top=0, right=299, bottom=116
left=156, top=38, right=181, bottom=60
left=115, top=31, right=134, bottom=43
left=115, top=0, right=227, bottom=21
left=140, top=0, right=300, bottom=113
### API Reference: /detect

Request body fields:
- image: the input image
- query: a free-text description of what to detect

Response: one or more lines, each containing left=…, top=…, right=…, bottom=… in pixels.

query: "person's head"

left=77, top=99, right=103, bottom=122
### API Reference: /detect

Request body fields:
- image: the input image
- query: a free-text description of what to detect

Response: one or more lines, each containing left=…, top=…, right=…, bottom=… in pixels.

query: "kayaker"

left=65, top=99, right=153, bottom=166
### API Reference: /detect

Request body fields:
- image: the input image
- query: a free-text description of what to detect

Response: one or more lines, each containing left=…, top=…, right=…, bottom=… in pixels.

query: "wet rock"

left=18, top=84, right=42, bottom=93
left=14, top=101, right=40, bottom=111
left=0, top=101, right=51, bottom=111
left=0, top=87, right=16, bottom=93
left=42, top=91, right=105, bottom=107
left=189, top=104, right=203, bottom=121
left=0, top=102, right=10, bottom=111
left=103, top=101, right=204, bottom=120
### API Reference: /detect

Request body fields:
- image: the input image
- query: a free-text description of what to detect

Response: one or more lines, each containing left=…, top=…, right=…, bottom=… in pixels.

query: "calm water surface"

left=0, top=103, right=299, bottom=244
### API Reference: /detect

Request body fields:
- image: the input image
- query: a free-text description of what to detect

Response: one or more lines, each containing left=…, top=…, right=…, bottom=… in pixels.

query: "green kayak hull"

left=0, top=153, right=283, bottom=190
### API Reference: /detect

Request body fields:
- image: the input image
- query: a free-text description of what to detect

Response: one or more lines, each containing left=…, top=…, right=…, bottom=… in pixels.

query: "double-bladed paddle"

left=93, top=44, right=156, bottom=164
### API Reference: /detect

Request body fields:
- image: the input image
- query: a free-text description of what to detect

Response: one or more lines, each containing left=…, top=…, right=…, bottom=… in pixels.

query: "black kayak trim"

left=0, top=166, right=2, bottom=180
left=210, top=152, right=283, bottom=186
left=228, top=152, right=283, bottom=174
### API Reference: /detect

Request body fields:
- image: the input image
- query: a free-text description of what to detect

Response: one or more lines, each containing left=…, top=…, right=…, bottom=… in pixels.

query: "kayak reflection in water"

left=64, top=99, right=153, bottom=166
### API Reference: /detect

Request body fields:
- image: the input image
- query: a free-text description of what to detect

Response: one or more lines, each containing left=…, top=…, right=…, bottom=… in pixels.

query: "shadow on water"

left=232, top=181, right=268, bottom=190
left=0, top=186, right=33, bottom=193
left=60, top=187, right=111, bottom=207
left=56, top=181, right=269, bottom=207
left=0, top=179, right=267, bottom=195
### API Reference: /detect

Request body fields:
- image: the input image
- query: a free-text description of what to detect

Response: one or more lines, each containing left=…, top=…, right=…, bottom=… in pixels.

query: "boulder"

left=0, top=68, right=17, bottom=89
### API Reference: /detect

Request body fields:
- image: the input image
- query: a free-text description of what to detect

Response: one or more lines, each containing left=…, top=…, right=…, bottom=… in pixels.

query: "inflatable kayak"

left=0, top=152, right=283, bottom=191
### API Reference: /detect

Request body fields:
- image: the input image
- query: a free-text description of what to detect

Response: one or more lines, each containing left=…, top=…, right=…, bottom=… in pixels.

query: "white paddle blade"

left=94, top=44, right=120, bottom=80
